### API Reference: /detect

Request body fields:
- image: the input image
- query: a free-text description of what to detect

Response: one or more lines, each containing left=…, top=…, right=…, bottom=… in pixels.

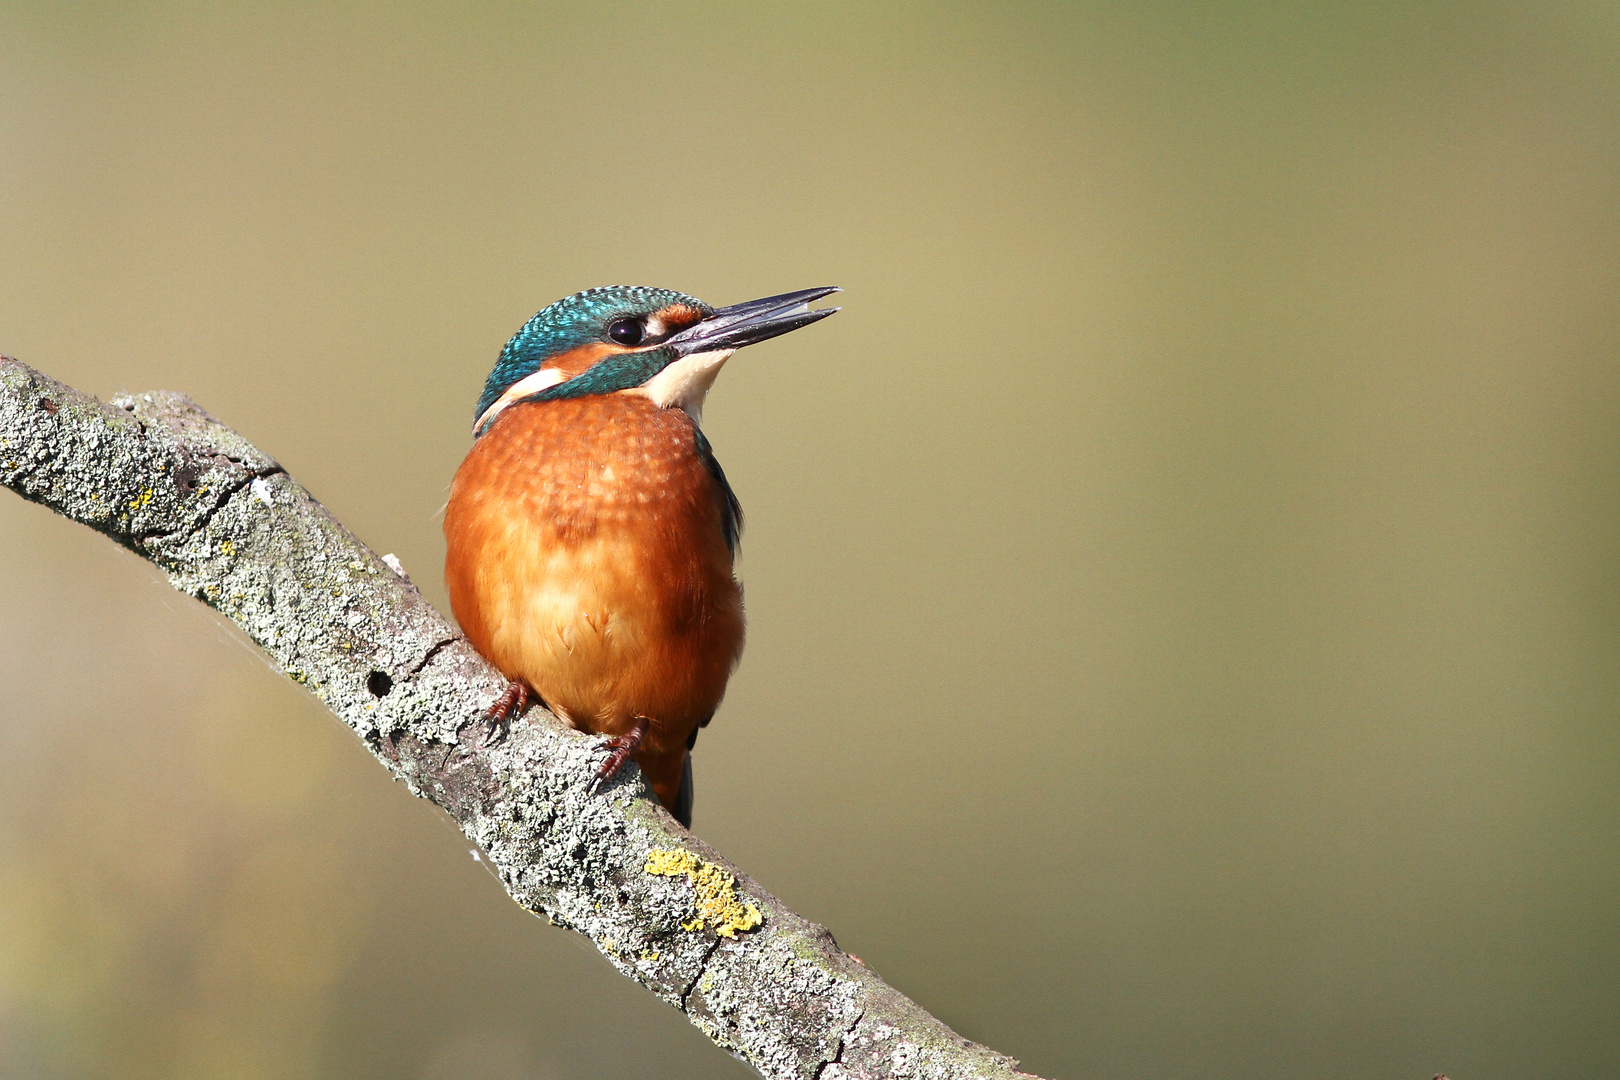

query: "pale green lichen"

left=644, top=848, right=763, bottom=938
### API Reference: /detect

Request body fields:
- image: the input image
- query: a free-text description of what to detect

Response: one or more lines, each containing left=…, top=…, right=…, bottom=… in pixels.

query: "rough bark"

left=0, top=355, right=1040, bottom=1080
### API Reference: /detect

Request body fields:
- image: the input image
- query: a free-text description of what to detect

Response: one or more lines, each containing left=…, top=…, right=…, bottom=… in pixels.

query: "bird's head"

left=472, top=284, right=840, bottom=435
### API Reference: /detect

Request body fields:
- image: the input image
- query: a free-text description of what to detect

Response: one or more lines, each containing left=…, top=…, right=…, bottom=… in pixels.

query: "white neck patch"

left=630, top=349, right=735, bottom=423
left=472, top=366, right=568, bottom=434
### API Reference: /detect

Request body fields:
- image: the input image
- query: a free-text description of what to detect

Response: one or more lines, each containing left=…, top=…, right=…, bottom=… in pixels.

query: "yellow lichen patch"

left=128, top=487, right=153, bottom=511
left=219, top=539, right=235, bottom=557
left=644, top=848, right=764, bottom=939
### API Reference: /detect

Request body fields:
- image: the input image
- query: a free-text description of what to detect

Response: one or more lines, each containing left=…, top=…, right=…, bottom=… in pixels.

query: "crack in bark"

left=814, top=1006, right=866, bottom=1080
left=407, top=633, right=459, bottom=677
left=129, top=463, right=285, bottom=550
left=0, top=356, right=1042, bottom=1080
left=182, top=464, right=284, bottom=541
left=680, top=933, right=728, bottom=1013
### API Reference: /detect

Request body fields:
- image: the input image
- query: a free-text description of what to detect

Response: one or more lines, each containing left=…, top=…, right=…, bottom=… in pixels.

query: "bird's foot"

left=471, top=681, right=530, bottom=746
left=590, top=717, right=650, bottom=793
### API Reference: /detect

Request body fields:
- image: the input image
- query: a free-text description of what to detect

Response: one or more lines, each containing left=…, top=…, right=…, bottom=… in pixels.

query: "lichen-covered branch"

left=0, top=355, right=1040, bottom=1080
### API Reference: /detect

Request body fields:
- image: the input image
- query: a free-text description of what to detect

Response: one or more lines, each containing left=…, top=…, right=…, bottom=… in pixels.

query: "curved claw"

left=476, top=681, right=530, bottom=745
left=590, top=717, right=650, bottom=793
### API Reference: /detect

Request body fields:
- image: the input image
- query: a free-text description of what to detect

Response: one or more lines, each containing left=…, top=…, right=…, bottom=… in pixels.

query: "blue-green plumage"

left=533, top=345, right=682, bottom=404
left=470, top=284, right=744, bottom=555
left=695, top=427, right=743, bottom=555
left=469, top=284, right=837, bottom=557
left=473, top=286, right=710, bottom=425
left=449, top=282, right=838, bottom=826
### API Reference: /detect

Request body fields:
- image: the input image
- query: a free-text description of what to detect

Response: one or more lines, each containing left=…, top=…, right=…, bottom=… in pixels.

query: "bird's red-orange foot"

left=472, top=680, right=530, bottom=745
left=444, top=286, right=839, bottom=827
left=592, top=717, right=650, bottom=791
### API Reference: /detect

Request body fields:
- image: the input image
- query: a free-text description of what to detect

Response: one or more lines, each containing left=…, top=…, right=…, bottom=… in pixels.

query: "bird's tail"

left=672, top=752, right=694, bottom=829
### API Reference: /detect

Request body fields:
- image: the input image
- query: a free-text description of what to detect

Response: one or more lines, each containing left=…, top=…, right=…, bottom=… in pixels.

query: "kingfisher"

left=444, top=285, right=840, bottom=827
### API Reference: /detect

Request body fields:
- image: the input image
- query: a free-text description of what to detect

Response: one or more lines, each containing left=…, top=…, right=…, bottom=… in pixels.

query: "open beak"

left=667, top=286, right=841, bottom=355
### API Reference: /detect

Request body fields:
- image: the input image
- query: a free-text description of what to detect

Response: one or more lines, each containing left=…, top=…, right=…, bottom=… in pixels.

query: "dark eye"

left=608, top=318, right=644, bottom=346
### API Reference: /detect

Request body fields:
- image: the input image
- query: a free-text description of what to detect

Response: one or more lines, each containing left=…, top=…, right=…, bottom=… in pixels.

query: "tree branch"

left=0, top=355, right=1040, bottom=1080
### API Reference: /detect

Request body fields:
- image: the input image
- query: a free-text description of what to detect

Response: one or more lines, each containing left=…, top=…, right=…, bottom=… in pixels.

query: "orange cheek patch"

left=545, top=341, right=619, bottom=379
left=654, top=303, right=708, bottom=335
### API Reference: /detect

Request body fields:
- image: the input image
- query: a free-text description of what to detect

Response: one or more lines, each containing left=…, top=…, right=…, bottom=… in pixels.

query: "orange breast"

left=444, top=393, right=745, bottom=782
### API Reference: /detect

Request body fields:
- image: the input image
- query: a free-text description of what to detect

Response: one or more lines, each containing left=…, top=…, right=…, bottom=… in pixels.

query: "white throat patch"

left=631, top=349, right=735, bottom=423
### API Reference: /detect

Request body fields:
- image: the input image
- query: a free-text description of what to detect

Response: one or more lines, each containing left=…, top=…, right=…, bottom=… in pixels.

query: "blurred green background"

left=2, top=2, right=1617, bottom=1078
